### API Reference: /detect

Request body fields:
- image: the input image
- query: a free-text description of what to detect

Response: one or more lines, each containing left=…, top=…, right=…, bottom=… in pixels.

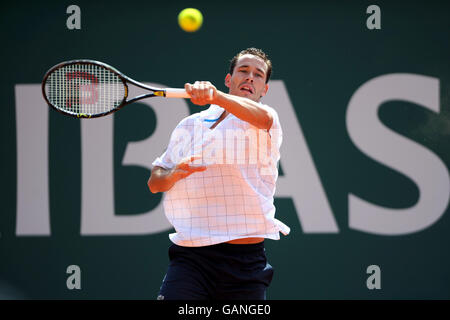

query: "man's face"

left=225, top=54, right=269, bottom=102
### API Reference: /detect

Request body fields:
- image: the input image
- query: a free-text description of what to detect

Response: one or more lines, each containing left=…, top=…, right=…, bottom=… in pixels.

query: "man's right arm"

left=147, top=156, right=206, bottom=193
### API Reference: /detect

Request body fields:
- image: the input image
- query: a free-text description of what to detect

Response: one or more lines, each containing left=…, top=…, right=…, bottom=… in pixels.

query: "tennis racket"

left=42, top=59, right=210, bottom=118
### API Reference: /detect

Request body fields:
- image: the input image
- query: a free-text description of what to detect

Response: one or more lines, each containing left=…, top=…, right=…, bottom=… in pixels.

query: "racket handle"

left=165, top=88, right=190, bottom=98
left=165, top=88, right=214, bottom=99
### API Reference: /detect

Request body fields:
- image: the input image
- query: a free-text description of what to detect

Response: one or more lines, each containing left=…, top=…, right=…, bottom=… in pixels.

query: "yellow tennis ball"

left=178, top=8, right=203, bottom=32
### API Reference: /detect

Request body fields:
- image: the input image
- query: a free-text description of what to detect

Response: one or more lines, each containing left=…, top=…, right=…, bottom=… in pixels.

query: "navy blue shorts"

left=157, top=241, right=274, bottom=300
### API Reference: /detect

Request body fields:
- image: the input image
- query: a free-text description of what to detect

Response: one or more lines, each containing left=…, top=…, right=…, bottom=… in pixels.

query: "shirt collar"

left=199, top=104, right=225, bottom=122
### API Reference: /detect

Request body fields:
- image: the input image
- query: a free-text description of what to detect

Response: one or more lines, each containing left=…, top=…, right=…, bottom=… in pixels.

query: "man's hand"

left=148, top=156, right=206, bottom=193
left=185, top=81, right=217, bottom=106
left=173, top=155, right=207, bottom=180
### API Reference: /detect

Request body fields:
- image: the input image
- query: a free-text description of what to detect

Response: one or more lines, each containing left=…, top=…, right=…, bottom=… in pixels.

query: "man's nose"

left=245, top=72, right=255, bottom=82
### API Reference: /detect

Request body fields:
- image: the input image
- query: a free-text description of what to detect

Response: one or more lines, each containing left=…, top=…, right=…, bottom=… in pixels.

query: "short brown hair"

left=229, top=48, right=272, bottom=83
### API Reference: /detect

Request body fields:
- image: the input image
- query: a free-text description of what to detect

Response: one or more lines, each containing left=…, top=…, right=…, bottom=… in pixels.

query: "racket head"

left=42, top=60, right=129, bottom=118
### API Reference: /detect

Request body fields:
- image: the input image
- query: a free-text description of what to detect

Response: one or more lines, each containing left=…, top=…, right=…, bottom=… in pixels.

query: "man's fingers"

left=189, top=165, right=207, bottom=172
left=177, top=155, right=205, bottom=170
left=180, top=162, right=206, bottom=172
left=189, top=155, right=203, bottom=163
left=177, top=165, right=207, bottom=180
left=186, top=81, right=216, bottom=105
left=195, top=82, right=205, bottom=101
left=184, top=83, right=194, bottom=98
left=208, top=88, right=214, bottom=100
left=182, top=155, right=202, bottom=163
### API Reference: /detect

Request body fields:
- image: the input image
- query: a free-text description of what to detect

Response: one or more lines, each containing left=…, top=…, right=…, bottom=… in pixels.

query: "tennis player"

left=148, top=48, right=290, bottom=300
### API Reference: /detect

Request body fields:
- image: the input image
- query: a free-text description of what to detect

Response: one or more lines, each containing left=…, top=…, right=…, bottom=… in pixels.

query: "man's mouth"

left=239, top=84, right=254, bottom=94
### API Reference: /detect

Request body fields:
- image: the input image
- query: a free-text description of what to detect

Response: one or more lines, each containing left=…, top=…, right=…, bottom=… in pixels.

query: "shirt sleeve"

left=151, top=148, right=175, bottom=170
left=262, top=104, right=283, bottom=149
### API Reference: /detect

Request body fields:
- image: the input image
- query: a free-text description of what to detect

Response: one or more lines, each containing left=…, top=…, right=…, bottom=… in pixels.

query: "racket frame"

left=42, top=59, right=178, bottom=118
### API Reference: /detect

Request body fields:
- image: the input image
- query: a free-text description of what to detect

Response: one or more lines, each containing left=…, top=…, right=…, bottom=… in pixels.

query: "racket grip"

left=165, top=88, right=191, bottom=99
left=165, top=88, right=215, bottom=99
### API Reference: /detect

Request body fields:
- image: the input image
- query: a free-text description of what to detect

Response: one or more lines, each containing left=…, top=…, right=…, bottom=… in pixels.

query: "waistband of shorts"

left=210, top=240, right=265, bottom=253
left=171, top=240, right=265, bottom=254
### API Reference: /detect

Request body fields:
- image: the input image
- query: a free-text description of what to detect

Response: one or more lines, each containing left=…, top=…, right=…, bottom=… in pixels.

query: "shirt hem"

left=169, top=233, right=282, bottom=247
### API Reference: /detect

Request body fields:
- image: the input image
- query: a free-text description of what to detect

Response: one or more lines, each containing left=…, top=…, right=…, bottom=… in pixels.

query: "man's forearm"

left=215, top=91, right=273, bottom=130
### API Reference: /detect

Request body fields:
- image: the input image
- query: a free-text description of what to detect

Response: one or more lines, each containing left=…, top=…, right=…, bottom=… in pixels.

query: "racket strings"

left=45, top=63, right=126, bottom=116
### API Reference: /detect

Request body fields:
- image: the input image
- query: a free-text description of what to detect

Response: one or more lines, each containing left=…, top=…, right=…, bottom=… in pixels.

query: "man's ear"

left=260, top=83, right=269, bottom=97
left=224, top=73, right=231, bottom=88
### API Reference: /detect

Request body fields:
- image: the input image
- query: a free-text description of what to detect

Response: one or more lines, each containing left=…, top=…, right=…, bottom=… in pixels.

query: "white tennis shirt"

left=152, top=104, right=290, bottom=247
